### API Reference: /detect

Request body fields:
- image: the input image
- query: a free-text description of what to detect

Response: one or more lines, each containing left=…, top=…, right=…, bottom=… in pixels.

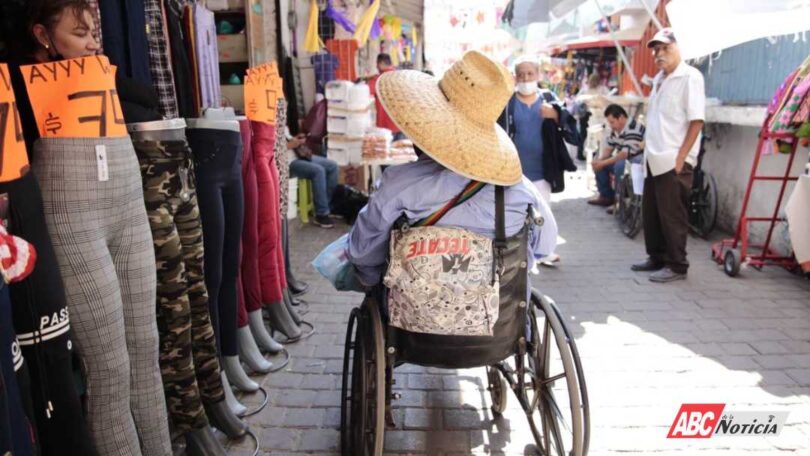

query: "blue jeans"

left=595, top=159, right=626, bottom=200
left=290, top=155, right=339, bottom=216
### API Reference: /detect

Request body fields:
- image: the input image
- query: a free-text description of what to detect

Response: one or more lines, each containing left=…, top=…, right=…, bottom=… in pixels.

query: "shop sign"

left=21, top=56, right=126, bottom=138
left=0, top=63, right=30, bottom=183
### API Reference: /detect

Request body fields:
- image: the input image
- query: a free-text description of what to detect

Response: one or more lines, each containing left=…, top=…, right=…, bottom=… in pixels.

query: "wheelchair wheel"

left=617, top=174, right=642, bottom=239
left=487, top=366, right=508, bottom=415
left=340, top=300, right=386, bottom=455
left=522, top=292, right=589, bottom=456
left=689, top=171, right=718, bottom=238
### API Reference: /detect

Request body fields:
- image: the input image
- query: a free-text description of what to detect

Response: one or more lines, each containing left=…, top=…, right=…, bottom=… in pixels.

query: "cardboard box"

left=218, top=35, right=248, bottom=63
left=220, top=85, right=244, bottom=111
left=338, top=165, right=368, bottom=193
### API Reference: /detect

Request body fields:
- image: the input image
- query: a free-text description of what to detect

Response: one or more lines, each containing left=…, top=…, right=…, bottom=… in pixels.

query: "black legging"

left=2, top=172, right=97, bottom=456
left=186, top=127, right=244, bottom=357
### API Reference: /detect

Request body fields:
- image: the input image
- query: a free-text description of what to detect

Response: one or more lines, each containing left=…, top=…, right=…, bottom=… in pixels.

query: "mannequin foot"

left=221, top=372, right=247, bottom=417
left=184, top=426, right=227, bottom=456
left=237, top=326, right=273, bottom=373
left=204, top=398, right=249, bottom=439
left=248, top=309, right=284, bottom=353
left=222, top=356, right=259, bottom=392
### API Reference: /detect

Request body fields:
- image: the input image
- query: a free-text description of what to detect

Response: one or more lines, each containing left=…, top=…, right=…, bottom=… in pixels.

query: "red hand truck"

left=711, top=114, right=802, bottom=277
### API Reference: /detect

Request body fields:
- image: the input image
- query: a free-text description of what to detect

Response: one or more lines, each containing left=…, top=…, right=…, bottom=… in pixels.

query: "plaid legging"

left=33, top=137, right=172, bottom=456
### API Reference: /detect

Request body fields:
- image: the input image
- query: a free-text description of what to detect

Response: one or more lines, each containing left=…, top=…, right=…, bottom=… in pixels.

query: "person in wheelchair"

left=343, top=50, right=558, bottom=293
left=588, top=104, right=645, bottom=213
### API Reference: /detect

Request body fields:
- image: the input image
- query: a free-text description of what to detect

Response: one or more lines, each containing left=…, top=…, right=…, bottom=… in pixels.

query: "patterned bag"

left=383, top=181, right=502, bottom=336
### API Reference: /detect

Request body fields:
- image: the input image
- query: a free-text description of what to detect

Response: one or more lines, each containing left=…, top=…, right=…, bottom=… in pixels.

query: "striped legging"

left=33, top=137, right=171, bottom=456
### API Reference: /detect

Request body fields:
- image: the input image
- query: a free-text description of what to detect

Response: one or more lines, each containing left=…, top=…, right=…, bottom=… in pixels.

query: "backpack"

left=331, top=184, right=369, bottom=225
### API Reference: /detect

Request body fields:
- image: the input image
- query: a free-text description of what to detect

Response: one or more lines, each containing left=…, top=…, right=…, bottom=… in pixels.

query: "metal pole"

left=592, top=0, right=645, bottom=96
left=638, top=0, right=665, bottom=31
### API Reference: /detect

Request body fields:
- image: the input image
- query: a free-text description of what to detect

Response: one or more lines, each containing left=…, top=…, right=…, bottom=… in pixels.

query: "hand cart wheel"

left=486, top=366, right=508, bottom=415
left=724, top=249, right=742, bottom=277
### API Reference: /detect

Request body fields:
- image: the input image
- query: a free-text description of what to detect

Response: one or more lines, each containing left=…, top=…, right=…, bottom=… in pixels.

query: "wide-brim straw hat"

left=376, top=50, right=523, bottom=186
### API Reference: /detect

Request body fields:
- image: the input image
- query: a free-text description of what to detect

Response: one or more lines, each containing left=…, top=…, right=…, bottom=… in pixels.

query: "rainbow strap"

left=413, top=181, right=488, bottom=227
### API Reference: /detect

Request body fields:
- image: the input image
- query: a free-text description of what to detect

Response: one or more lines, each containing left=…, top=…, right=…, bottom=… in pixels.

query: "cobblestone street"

left=229, top=170, right=810, bottom=455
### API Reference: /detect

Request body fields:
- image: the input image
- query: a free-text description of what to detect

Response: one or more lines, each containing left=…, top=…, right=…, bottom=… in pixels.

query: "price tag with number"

left=21, top=55, right=126, bottom=138
left=0, top=64, right=30, bottom=183
left=244, top=70, right=278, bottom=124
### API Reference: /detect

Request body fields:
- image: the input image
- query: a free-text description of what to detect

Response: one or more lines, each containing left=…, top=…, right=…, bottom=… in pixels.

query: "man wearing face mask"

left=498, top=57, right=562, bottom=264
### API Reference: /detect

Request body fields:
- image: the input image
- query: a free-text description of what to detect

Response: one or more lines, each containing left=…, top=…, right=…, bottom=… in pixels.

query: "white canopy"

left=667, top=0, right=810, bottom=60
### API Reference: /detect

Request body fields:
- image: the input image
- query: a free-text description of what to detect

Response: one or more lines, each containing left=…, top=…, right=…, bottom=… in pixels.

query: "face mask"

left=516, top=82, right=537, bottom=96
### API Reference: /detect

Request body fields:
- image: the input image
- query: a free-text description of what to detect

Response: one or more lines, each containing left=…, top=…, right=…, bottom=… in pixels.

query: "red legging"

left=250, top=121, right=287, bottom=306
left=237, top=120, right=261, bottom=327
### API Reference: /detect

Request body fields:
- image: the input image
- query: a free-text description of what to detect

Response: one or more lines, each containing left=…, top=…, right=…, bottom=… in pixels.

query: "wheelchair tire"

left=689, top=171, right=718, bottom=238
left=340, top=301, right=386, bottom=456
left=524, top=292, right=588, bottom=456
left=617, top=174, right=642, bottom=239
left=487, top=366, right=508, bottom=415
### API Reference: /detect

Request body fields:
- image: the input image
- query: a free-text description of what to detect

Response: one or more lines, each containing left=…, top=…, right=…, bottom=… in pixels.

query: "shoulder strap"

left=413, top=181, right=487, bottom=227
left=494, top=186, right=506, bottom=250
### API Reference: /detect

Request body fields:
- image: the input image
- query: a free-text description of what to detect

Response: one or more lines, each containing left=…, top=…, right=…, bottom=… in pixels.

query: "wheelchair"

left=339, top=209, right=590, bottom=456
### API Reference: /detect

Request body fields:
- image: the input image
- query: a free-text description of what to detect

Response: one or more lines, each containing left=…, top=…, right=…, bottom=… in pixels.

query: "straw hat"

left=376, top=51, right=523, bottom=186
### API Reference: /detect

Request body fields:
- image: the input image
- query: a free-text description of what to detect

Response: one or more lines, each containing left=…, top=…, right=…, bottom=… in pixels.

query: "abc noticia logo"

left=667, top=404, right=789, bottom=438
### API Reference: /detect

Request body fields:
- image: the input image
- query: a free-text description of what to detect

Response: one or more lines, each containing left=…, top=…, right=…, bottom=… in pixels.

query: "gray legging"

left=33, top=137, right=171, bottom=456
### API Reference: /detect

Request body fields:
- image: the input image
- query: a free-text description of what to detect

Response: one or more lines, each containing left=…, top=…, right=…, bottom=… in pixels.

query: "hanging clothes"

left=0, top=284, right=36, bottom=456
left=131, top=122, right=226, bottom=433
left=192, top=4, right=222, bottom=111
left=144, top=0, right=180, bottom=118
left=87, top=0, right=104, bottom=53
left=275, top=99, right=291, bottom=220
left=325, top=39, right=359, bottom=81
left=98, top=0, right=154, bottom=86
left=312, top=52, right=339, bottom=94
left=183, top=4, right=203, bottom=116
left=164, top=0, right=196, bottom=118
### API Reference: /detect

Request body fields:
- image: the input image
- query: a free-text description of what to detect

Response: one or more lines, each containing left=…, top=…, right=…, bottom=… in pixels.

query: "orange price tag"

left=0, top=64, right=30, bottom=183
left=244, top=70, right=278, bottom=124
left=21, top=56, right=126, bottom=138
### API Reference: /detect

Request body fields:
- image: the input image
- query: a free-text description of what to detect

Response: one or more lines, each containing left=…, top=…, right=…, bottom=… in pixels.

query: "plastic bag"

left=312, top=234, right=366, bottom=291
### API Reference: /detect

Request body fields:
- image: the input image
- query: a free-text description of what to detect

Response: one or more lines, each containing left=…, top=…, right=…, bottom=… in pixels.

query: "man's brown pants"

left=643, top=165, right=694, bottom=274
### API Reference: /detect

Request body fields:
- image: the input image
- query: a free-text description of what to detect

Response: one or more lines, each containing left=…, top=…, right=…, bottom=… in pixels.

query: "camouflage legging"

left=134, top=138, right=225, bottom=432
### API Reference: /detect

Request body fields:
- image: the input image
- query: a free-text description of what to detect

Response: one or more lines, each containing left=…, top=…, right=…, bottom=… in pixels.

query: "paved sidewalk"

left=229, top=170, right=810, bottom=455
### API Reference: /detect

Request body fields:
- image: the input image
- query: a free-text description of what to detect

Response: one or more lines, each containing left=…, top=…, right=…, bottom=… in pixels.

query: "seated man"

left=343, top=51, right=558, bottom=289
left=588, top=104, right=645, bottom=212
left=287, top=132, right=339, bottom=228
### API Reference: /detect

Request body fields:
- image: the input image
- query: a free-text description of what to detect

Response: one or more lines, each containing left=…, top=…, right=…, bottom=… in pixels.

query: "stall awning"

left=550, top=24, right=647, bottom=53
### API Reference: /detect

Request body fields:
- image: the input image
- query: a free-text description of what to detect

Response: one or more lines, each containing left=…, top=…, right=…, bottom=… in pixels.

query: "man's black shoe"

left=313, top=214, right=335, bottom=228
left=631, top=259, right=665, bottom=272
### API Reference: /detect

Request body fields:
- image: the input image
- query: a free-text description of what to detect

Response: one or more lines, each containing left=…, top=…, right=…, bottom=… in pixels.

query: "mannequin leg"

left=110, top=156, right=172, bottom=456
left=33, top=139, right=144, bottom=456
left=175, top=169, right=226, bottom=407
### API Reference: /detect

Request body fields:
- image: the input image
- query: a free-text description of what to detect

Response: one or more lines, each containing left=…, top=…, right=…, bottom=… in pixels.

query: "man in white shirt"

left=631, top=28, right=705, bottom=282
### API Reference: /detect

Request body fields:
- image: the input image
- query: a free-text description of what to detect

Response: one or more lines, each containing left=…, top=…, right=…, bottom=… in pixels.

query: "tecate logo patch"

left=667, top=404, right=789, bottom=438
